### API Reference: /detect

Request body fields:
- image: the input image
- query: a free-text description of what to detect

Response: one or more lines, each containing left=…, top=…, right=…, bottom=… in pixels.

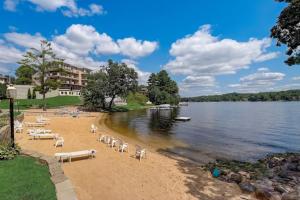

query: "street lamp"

left=6, top=85, right=17, bottom=148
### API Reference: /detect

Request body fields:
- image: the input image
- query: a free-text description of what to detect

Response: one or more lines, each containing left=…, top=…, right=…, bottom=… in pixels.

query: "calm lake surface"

left=105, top=102, right=300, bottom=162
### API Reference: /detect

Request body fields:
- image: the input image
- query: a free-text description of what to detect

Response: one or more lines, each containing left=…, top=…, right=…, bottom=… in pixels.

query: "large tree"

left=83, top=59, right=138, bottom=111
left=18, top=40, right=63, bottom=110
left=15, top=65, right=35, bottom=85
left=271, top=0, right=300, bottom=66
left=147, top=70, right=180, bottom=105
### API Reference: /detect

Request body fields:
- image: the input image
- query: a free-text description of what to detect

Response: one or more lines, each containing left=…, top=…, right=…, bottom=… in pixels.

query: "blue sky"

left=0, top=0, right=299, bottom=96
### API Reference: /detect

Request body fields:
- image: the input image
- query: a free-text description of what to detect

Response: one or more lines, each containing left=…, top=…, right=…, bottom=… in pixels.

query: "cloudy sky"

left=0, top=0, right=299, bottom=96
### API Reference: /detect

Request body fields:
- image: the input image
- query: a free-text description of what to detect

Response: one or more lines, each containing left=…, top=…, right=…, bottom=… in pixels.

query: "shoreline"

left=16, top=109, right=256, bottom=200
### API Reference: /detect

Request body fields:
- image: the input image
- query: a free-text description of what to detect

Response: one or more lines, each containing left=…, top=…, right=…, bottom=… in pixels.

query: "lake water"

left=105, top=102, right=300, bottom=163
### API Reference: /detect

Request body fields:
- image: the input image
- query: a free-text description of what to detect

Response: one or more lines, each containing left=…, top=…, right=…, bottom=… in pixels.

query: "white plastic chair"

left=90, top=124, right=97, bottom=134
left=55, top=137, right=64, bottom=147
left=119, top=140, right=129, bottom=153
left=135, top=145, right=147, bottom=161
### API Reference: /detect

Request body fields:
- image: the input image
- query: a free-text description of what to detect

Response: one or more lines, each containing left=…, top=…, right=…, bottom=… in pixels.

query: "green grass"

left=0, top=156, right=56, bottom=200
left=0, top=96, right=82, bottom=110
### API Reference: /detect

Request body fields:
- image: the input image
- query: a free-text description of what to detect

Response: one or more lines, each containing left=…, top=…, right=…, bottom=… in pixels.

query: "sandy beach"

left=16, top=109, right=256, bottom=200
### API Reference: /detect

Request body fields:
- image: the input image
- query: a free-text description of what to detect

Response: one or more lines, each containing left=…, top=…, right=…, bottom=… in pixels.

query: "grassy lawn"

left=0, top=96, right=82, bottom=110
left=0, top=156, right=56, bottom=200
left=113, top=102, right=152, bottom=112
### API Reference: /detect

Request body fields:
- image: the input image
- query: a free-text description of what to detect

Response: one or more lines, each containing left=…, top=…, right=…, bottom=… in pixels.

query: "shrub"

left=27, top=88, right=32, bottom=99
left=0, top=144, right=21, bottom=160
left=32, top=89, right=36, bottom=99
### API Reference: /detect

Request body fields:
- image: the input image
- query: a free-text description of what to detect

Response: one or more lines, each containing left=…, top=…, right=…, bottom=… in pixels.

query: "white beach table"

left=55, top=149, right=97, bottom=163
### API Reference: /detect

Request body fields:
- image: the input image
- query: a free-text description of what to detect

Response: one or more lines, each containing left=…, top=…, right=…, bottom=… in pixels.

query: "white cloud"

left=121, top=59, right=151, bottom=84
left=3, top=0, right=18, bottom=11
left=0, top=44, right=23, bottom=64
left=3, top=0, right=105, bottom=17
left=292, top=76, right=300, bottom=81
left=164, top=25, right=278, bottom=76
left=182, top=76, right=216, bottom=87
left=117, top=38, right=158, bottom=58
left=0, top=24, right=158, bottom=73
left=228, top=68, right=285, bottom=92
left=4, top=32, right=45, bottom=49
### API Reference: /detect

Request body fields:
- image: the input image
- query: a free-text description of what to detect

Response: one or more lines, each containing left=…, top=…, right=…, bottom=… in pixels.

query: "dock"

left=174, top=117, right=191, bottom=121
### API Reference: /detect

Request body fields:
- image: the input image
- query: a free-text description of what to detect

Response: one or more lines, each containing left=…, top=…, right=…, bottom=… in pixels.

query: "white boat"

left=175, top=117, right=191, bottom=121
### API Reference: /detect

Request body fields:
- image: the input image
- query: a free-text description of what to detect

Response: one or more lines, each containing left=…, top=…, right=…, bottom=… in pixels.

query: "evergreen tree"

left=27, top=88, right=32, bottom=99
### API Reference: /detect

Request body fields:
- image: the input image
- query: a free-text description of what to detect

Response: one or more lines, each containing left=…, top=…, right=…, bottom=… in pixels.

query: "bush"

left=127, top=92, right=148, bottom=105
left=0, top=144, right=21, bottom=160
left=32, top=89, right=36, bottom=99
left=27, top=88, right=32, bottom=99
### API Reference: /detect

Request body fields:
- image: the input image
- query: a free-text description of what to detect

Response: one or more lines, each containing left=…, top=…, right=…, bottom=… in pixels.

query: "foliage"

left=0, top=156, right=56, bottom=200
left=181, top=90, right=300, bottom=102
left=27, top=88, right=32, bottom=99
left=18, top=40, right=64, bottom=110
left=0, top=96, right=81, bottom=110
left=0, top=83, right=6, bottom=99
left=147, top=70, right=180, bottom=105
left=271, top=0, right=300, bottom=65
left=127, top=92, right=148, bottom=106
left=0, top=144, right=20, bottom=160
left=15, top=65, right=35, bottom=85
left=32, top=89, right=36, bottom=99
left=83, top=59, right=138, bottom=111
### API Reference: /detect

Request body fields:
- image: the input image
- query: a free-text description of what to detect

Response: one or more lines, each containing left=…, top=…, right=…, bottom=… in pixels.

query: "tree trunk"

left=43, top=93, right=46, bottom=111
left=108, top=95, right=115, bottom=110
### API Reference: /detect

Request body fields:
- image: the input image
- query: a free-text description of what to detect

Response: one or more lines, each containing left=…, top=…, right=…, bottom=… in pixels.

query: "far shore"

left=16, top=108, right=256, bottom=200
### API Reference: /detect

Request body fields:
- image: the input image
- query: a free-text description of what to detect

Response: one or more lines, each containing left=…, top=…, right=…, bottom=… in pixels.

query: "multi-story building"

left=0, top=74, right=10, bottom=84
left=33, top=63, right=91, bottom=96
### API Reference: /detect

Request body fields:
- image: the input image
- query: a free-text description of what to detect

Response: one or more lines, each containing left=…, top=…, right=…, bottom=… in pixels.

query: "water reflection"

left=147, top=108, right=179, bottom=134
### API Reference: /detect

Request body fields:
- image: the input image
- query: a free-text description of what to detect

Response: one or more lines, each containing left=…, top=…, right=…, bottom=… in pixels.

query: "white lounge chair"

left=90, top=124, right=97, bottom=134
left=135, top=145, right=147, bottom=161
left=55, top=137, right=64, bottom=147
left=119, top=140, right=129, bottom=153
left=55, top=149, right=97, bottom=163
left=29, top=133, right=58, bottom=140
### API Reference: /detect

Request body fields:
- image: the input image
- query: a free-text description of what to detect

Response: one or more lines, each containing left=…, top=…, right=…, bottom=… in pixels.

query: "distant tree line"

left=181, top=90, right=300, bottom=102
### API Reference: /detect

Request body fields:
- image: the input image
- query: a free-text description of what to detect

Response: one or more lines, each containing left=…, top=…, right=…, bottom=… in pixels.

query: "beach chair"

left=90, top=124, right=97, bottom=134
left=29, top=133, right=58, bottom=140
left=109, top=137, right=118, bottom=148
left=55, top=137, right=64, bottom=147
left=135, top=145, right=147, bottom=161
left=98, top=134, right=109, bottom=143
left=14, top=120, right=23, bottom=133
left=55, top=149, right=97, bottom=163
left=118, top=140, right=129, bottom=153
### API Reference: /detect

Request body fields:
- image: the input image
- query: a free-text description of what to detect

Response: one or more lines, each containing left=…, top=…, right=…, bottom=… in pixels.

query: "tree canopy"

left=271, top=0, right=300, bottom=66
left=18, top=40, right=64, bottom=110
left=82, top=59, right=138, bottom=111
left=147, top=70, right=180, bottom=105
left=15, top=65, right=35, bottom=85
